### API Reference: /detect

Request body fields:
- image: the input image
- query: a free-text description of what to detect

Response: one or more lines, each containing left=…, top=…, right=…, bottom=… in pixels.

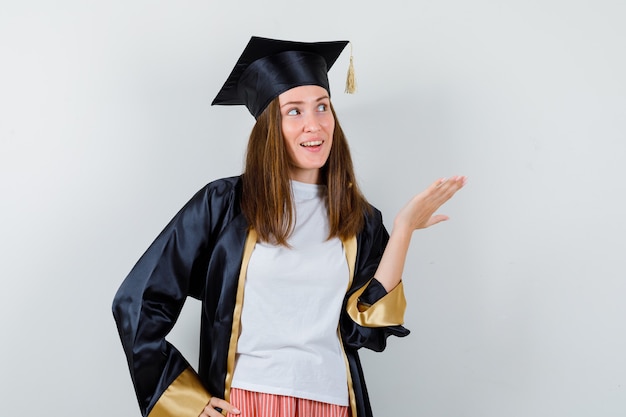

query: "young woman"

left=113, top=36, right=466, bottom=417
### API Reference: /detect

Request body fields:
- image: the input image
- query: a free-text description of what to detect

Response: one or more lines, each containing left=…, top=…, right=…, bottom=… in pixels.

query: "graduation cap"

left=212, top=36, right=354, bottom=118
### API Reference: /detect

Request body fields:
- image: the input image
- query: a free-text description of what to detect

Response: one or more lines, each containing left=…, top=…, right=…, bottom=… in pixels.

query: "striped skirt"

left=228, top=388, right=350, bottom=417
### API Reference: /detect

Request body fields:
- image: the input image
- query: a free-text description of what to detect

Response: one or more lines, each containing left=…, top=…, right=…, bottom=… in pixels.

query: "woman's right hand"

left=393, top=176, right=467, bottom=232
left=373, top=175, right=467, bottom=292
left=199, top=397, right=241, bottom=417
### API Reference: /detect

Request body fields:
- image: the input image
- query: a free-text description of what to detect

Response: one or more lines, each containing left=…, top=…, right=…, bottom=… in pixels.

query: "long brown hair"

left=241, top=98, right=371, bottom=245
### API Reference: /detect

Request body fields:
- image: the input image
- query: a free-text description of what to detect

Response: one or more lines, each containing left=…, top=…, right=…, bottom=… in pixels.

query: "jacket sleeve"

left=112, top=180, right=236, bottom=417
left=340, top=208, right=411, bottom=352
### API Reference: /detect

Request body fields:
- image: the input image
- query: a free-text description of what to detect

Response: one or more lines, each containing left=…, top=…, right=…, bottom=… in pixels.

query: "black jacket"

left=113, top=176, right=409, bottom=417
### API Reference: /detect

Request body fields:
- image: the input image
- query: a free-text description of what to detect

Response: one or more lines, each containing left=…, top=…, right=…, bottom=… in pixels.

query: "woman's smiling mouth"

left=300, top=140, right=323, bottom=147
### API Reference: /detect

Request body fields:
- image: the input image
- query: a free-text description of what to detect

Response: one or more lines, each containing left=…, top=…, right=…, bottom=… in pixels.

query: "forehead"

left=278, top=85, right=330, bottom=104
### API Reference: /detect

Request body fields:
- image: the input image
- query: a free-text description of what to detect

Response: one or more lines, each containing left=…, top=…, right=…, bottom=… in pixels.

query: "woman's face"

left=278, top=85, right=335, bottom=184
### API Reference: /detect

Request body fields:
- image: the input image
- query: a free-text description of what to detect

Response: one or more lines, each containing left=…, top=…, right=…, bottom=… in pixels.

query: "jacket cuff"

left=148, top=367, right=211, bottom=417
left=346, top=279, right=407, bottom=327
left=357, top=278, right=388, bottom=305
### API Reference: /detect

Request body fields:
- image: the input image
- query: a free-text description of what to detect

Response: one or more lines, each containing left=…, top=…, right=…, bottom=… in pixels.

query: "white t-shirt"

left=230, top=180, right=350, bottom=406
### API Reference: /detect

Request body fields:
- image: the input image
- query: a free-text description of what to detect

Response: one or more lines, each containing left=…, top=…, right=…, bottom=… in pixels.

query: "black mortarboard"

left=212, top=36, right=350, bottom=118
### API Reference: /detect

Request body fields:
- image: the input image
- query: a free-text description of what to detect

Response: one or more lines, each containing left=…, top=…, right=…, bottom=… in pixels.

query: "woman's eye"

left=317, top=104, right=327, bottom=112
left=287, top=108, right=299, bottom=116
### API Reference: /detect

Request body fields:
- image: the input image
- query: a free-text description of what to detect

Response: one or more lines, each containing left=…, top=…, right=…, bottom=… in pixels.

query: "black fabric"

left=359, top=278, right=389, bottom=306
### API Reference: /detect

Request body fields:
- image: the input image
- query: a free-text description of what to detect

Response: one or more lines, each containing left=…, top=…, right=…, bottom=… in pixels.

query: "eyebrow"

left=279, top=95, right=330, bottom=109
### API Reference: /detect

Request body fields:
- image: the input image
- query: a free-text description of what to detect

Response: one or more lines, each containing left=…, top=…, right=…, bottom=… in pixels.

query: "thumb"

left=425, top=214, right=449, bottom=228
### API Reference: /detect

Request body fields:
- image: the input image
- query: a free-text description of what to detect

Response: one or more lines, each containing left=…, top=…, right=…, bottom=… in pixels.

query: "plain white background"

left=1, top=1, right=625, bottom=416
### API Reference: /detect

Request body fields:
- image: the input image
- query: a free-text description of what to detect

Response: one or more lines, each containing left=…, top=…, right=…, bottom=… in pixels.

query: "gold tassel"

left=345, top=42, right=357, bottom=94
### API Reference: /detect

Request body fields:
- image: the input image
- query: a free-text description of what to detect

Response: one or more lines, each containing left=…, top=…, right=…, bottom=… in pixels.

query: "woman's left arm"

left=375, top=176, right=467, bottom=292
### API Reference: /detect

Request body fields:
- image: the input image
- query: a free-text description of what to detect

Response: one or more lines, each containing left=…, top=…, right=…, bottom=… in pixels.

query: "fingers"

left=200, top=397, right=241, bottom=417
left=430, top=176, right=467, bottom=203
left=426, top=214, right=450, bottom=228
left=433, top=176, right=467, bottom=192
left=417, top=176, right=466, bottom=229
left=394, top=175, right=467, bottom=231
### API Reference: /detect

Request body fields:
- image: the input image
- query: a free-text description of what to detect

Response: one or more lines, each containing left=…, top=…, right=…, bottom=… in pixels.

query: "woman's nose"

left=303, top=113, right=321, bottom=132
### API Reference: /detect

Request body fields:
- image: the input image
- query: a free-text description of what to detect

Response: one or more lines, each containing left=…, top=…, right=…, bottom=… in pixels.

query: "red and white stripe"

left=228, top=388, right=350, bottom=417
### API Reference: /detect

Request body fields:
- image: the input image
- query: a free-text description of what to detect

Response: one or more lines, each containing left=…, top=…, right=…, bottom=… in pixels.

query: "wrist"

left=390, top=221, right=413, bottom=241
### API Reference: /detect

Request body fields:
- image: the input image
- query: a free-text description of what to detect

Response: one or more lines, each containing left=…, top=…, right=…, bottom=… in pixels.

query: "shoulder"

left=178, top=175, right=243, bottom=217
left=363, top=203, right=384, bottom=230
left=203, top=175, right=242, bottom=193
left=355, top=203, right=387, bottom=247
left=193, top=176, right=242, bottom=201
